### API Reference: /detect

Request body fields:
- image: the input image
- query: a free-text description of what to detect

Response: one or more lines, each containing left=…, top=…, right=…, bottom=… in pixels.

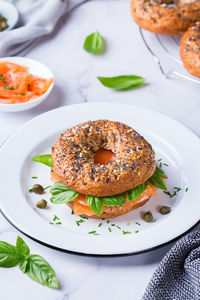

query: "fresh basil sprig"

left=0, top=236, right=59, bottom=289
left=83, top=31, right=105, bottom=55
left=32, top=154, right=53, bottom=167
left=86, top=196, right=104, bottom=216
left=126, top=182, right=148, bottom=202
left=97, top=75, right=145, bottom=91
left=148, top=167, right=167, bottom=191
left=50, top=181, right=79, bottom=204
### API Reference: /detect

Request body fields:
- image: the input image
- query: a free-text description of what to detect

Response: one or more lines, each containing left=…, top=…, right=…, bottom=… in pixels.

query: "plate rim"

left=1, top=102, right=200, bottom=256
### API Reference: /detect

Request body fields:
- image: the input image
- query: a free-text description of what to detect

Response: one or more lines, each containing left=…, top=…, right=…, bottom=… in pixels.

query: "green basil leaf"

left=19, top=259, right=29, bottom=274
left=16, top=237, right=30, bottom=258
left=32, top=154, right=53, bottom=167
left=155, top=166, right=168, bottom=179
left=126, top=182, right=148, bottom=202
left=148, top=168, right=167, bottom=191
left=50, top=181, right=79, bottom=204
left=97, top=75, right=145, bottom=90
left=86, top=196, right=104, bottom=216
left=83, top=31, right=105, bottom=55
left=102, top=194, right=126, bottom=207
left=0, top=241, right=22, bottom=268
left=25, top=255, right=59, bottom=289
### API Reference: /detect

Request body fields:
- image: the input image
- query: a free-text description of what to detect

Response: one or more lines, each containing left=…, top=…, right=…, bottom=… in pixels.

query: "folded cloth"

left=143, top=230, right=200, bottom=300
left=0, top=0, right=86, bottom=57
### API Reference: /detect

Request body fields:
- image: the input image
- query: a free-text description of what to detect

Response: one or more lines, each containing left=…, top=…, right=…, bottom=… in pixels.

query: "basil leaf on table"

left=50, top=181, right=79, bottom=204
left=0, top=236, right=59, bottom=288
left=126, top=182, right=148, bottom=202
left=148, top=167, right=167, bottom=191
left=0, top=241, right=22, bottom=268
left=86, top=196, right=104, bottom=216
left=83, top=31, right=105, bottom=55
left=32, top=154, right=53, bottom=167
left=97, top=75, right=146, bottom=90
left=16, top=236, right=30, bottom=258
left=102, top=194, right=126, bottom=207
left=25, top=255, right=59, bottom=289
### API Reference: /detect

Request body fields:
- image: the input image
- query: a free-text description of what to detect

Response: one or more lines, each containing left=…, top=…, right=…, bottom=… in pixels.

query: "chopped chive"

left=71, top=210, right=74, bottom=215
left=98, top=223, right=102, bottom=227
left=174, top=187, right=181, bottom=192
left=32, top=176, right=38, bottom=179
left=159, top=162, right=163, bottom=168
left=53, top=215, right=59, bottom=221
left=127, top=222, right=131, bottom=226
left=123, top=231, right=131, bottom=235
left=157, top=159, right=162, bottom=162
left=43, top=185, right=51, bottom=190
left=135, top=222, right=141, bottom=226
left=170, top=192, right=177, bottom=198
left=76, top=221, right=80, bottom=226
left=101, top=218, right=106, bottom=220
left=111, top=224, right=115, bottom=226
left=164, top=191, right=171, bottom=196
left=116, top=226, right=121, bottom=230
left=29, top=188, right=33, bottom=193
left=107, top=220, right=110, bottom=224
left=20, top=93, right=26, bottom=95
left=135, top=230, right=139, bottom=233
left=79, top=215, right=88, bottom=220
left=108, top=227, right=111, bottom=232
left=49, top=222, right=53, bottom=225
left=163, top=163, right=169, bottom=167
left=185, top=187, right=189, bottom=192
left=56, top=222, right=62, bottom=225
left=88, top=231, right=97, bottom=234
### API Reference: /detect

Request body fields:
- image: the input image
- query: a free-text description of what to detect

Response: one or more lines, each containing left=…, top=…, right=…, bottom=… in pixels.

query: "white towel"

left=0, top=0, right=86, bottom=57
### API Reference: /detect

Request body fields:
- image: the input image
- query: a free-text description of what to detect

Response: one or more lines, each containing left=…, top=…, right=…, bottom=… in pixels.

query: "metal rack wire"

left=139, top=27, right=200, bottom=84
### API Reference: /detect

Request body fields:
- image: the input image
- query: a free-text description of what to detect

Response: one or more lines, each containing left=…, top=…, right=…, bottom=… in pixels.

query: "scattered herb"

left=49, top=222, right=53, bottom=225
left=111, top=224, right=115, bottom=227
left=43, top=185, right=51, bottom=191
left=71, top=210, right=74, bottom=215
left=163, top=163, right=169, bottom=167
left=32, top=176, right=38, bottom=179
left=0, top=236, right=59, bottom=288
left=97, top=75, right=146, bottom=91
left=83, top=31, right=105, bottom=55
left=53, top=215, right=60, bottom=221
left=88, top=231, right=99, bottom=235
left=123, top=231, right=131, bottom=235
left=174, top=187, right=181, bottom=192
left=98, top=223, right=102, bottom=227
left=56, top=222, right=62, bottom=225
left=32, top=154, right=53, bottom=168
left=127, top=222, right=131, bottom=226
left=164, top=191, right=171, bottom=196
left=116, top=226, right=121, bottom=230
left=108, top=227, right=112, bottom=232
left=157, top=159, right=162, bottom=162
left=135, top=230, right=139, bottom=233
left=79, top=215, right=88, bottom=220
left=107, top=220, right=110, bottom=224
left=29, top=188, right=33, bottom=193
left=135, top=222, right=141, bottom=226
left=185, top=187, right=189, bottom=192
left=159, top=162, right=163, bottom=168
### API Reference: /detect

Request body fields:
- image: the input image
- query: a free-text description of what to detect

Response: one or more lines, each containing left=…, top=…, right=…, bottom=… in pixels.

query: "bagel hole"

left=94, top=148, right=115, bottom=165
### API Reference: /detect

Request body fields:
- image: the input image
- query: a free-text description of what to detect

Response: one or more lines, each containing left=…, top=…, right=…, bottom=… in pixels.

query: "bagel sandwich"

left=48, top=120, right=168, bottom=219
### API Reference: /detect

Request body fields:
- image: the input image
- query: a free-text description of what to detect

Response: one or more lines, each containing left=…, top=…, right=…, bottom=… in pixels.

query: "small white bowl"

left=0, top=1, right=19, bottom=31
left=0, top=57, right=54, bottom=112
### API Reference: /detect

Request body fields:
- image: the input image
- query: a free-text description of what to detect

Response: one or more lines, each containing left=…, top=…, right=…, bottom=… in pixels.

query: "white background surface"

left=0, top=1, right=200, bottom=299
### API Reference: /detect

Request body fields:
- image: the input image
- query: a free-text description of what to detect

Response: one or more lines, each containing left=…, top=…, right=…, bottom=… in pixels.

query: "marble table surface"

left=0, top=1, right=200, bottom=299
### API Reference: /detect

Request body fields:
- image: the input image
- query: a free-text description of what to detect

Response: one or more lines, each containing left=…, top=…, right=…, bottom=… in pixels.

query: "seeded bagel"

left=131, top=0, right=200, bottom=36
left=180, top=23, right=200, bottom=78
left=52, top=120, right=156, bottom=197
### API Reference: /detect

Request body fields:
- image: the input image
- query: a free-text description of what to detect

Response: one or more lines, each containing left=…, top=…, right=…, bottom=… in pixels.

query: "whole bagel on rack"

left=180, top=22, right=200, bottom=78
left=52, top=120, right=156, bottom=197
left=131, top=0, right=200, bottom=36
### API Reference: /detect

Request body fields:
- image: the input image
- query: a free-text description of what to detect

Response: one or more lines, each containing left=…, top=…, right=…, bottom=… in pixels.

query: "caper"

left=143, top=211, right=153, bottom=222
left=159, top=206, right=171, bottom=215
left=32, top=184, right=44, bottom=194
left=36, top=199, right=47, bottom=209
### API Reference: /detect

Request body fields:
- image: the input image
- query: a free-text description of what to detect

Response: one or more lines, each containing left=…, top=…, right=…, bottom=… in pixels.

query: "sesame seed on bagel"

left=51, top=120, right=156, bottom=197
left=130, top=0, right=200, bottom=36
left=180, top=22, right=200, bottom=78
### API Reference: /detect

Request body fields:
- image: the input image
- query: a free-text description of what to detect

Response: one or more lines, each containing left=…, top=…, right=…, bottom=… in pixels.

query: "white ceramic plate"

left=0, top=103, right=199, bottom=256
left=0, top=57, right=54, bottom=112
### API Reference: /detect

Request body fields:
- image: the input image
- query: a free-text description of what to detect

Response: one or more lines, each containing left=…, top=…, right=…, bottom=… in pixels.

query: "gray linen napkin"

left=143, top=230, right=200, bottom=300
left=0, top=0, right=86, bottom=57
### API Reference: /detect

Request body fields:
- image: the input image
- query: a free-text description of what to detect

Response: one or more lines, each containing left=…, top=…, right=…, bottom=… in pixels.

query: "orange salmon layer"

left=51, top=148, right=157, bottom=216
left=0, top=62, right=53, bottom=104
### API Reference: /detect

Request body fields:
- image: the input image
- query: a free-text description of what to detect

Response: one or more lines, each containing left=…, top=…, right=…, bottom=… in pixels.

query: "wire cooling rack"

left=139, top=27, right=200, bottom=83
